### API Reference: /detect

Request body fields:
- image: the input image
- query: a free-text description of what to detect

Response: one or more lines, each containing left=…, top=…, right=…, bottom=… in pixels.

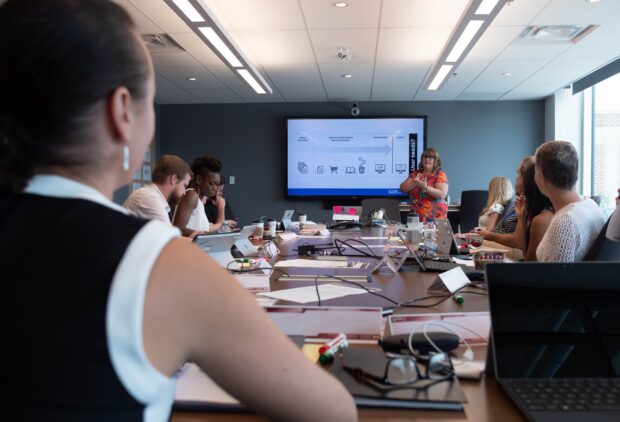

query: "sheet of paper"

left=438, top=266, right=471, bottom=293
left=263, top=305, right=384, bottom=340
left=469, top=245, right=510, bottom=253
left=389, top=312, right=490, bottom=344
left=453, top=257, right=475, bottom=267
left=274, top=259, right=350, bottom=268
left=258, top=283, right=378, bottom=304
left=233, top=274, right=270, bottom=292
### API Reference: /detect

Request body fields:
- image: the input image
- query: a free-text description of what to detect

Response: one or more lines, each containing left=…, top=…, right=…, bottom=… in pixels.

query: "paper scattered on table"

left=254, top=296, right=278, bottom=306
left=469, top=245, right=510, bottom=253
left=453, top=257, right=475, bottom=267
left=233, top=274, right=270, bottom=292
left=258, top=283, right=379, bottom=304
left=275, top=259, right=350, bottom=268
left=438, top=266, right=471, bottom=293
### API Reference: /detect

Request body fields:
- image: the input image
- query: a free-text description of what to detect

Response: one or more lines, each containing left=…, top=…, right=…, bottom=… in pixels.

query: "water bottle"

left=423, top=219, right=437, bottom=255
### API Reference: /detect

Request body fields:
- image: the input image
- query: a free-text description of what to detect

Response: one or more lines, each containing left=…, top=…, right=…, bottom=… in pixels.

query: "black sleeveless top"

left=0, top=185, right=176, bottom=421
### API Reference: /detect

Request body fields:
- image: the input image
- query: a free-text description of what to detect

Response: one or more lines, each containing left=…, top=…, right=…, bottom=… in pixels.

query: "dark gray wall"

left=158, top=101, right=544, bottom=225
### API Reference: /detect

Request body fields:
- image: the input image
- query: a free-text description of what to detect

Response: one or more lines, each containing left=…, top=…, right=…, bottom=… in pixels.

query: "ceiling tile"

left=155, top=66, right=227, bottom=90
left=377, top=27, right=452, bottom=62
left=191, top=89, right=244, bottom=103
left=523, top=59, right=602, bottom=86
left=324, top=85, right=372, bottom=101
left=381, top=0, right=468, bottom=28
left=264, top=64, right=323, bottom=87
left=318, top=62, right=375, bottom=86
left=371, top=85, right=417, bottom=101
left=372, top=62, right=430, bottom=85
left=279, top=86, right=329, bottom=102
left=493, top=0, right=552, bottom=26
left=500, top=84, right=559, bottom=100
left=495, top=43, right=570, bottom=61
left=554, top=24, right=620, bottom=63
left=128, top=0, right=191, bottom=34
left=210, top=0, right=305, bottom=30
left=531, top=0, right=620, bottom=26
left=466, top=25, right=525, bottom=61
left=169, top=32, right=231, bottom=67
left=235, top=30, right=316, bottom=66
left=113, top=0, right=163, bottom=34
left=151, top=51, right=202, bottom=67
left=414, top=84, right=467, bottom=101
left=446, top=60, right=491, bottom=87
left=155, top=74, right=202, bottom=104
left=310, top=29, right=378, bottom=63
left=300, top=0, right=381, bottom=29
left=457, top=92, right=503, bottom=100
left=473, top=60, right=547, bottom=85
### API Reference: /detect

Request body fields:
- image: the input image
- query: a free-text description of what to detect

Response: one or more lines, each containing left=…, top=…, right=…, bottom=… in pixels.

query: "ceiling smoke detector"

left=337, top=46, right=352, bottom=62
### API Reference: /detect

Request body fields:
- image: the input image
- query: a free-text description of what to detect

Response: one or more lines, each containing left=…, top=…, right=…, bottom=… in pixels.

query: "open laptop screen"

left=487, top=262, right=620, bottom=379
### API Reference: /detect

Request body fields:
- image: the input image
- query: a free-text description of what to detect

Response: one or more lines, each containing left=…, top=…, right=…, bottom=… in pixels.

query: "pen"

left=453, top=293, right=464, bottom=305
left=319, top=333, right=347, bottom=354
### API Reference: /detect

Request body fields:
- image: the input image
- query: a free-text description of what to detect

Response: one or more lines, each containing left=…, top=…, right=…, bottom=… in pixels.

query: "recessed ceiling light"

left=334, top=2, right=348, bottom=8
left=187, top=77, right=197, bottom=81
left=341, top=74, right=352, bottom=78
left=588, top=0, right=601, bottom=3
left=502, top=72, right=512, bottom=76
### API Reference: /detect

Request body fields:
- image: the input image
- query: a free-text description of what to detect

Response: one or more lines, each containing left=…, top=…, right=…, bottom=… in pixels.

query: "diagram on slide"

left=395, top=164, right=406, bottom=174
left=298, top=161, right=308, bottom=174
left=317, top=165, right=324, bottom=174
left=375, top=164, right=386, bottom=174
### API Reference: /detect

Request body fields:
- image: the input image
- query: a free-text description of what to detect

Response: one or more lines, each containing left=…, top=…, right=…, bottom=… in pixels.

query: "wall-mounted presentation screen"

left=286, top=117, right=427, bottom=198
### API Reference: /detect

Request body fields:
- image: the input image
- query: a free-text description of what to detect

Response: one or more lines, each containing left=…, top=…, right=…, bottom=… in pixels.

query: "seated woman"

left=535, top=141, right=606, bottom=262
left=514, top=163, right=554, bottom=260
left=478, top=176, right=514, bottom=231
left=399, top=148, right=449, bottom=221
left=0, top=1, right=356, bottom=420
left=173, top=156, right=225, bottom=236
left=479, top=156, right=533, bottom=248
left=204, top=177, right=237, bottom=229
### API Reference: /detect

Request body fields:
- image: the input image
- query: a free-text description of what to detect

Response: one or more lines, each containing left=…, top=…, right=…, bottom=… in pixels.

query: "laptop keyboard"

left=422, top=259, right=459, bottom=272
left=506, top=378, right=620, bottom=412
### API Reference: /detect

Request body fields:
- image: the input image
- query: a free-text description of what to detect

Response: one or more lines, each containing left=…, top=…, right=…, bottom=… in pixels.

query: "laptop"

left=487, top=262, right=620, bottom=422
left=233, top=224, right=260, bottom=257
left=282, top=209, right=295, bottom=230
left=435, top=218, right=466, bottom=256
left=193, top=232, right=241, bottom=268
left=397, top=230, right=461, bottom=272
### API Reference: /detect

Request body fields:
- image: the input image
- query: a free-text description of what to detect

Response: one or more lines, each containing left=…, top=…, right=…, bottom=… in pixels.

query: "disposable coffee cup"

left=298, top=213, right=307, bottom=224
left=268, top=219, right=276, bottom=237
left=252, top=222, right=264, bottom=243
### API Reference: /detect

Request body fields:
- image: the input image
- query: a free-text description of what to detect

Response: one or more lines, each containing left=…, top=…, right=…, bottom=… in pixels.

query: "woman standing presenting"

left=400, top=148, right=449, bottom=221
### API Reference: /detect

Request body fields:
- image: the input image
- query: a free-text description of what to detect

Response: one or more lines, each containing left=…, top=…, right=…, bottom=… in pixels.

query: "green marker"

left=453, top=293, right=464, bottom=305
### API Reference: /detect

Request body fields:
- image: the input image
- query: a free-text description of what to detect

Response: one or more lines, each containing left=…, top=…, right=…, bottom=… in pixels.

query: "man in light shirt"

left=124, top=155, right=191, bottom=224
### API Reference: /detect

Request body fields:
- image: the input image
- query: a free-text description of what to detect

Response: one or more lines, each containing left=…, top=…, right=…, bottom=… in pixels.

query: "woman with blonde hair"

left=478, top=176, right=514, bottom=230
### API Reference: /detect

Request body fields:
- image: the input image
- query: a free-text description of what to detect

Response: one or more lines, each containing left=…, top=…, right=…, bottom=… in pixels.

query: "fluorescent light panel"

left=446, top=20, right=484, bottom=63
left=475, top=0, right=500, bottom=15
left=172, top=0, right=205, bottom=22
left=198, top=27, right=243, bottom=68
left=428, top=64, right=453, bottom=91
left=237, top=69, right=266, bottom=94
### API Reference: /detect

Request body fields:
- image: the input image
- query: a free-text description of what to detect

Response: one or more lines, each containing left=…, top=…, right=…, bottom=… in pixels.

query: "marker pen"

left=318, top=340, right=349, bottom=364
left=318, top=333, right=347, bottom=354
left=452, top=293, right=464, bottom=305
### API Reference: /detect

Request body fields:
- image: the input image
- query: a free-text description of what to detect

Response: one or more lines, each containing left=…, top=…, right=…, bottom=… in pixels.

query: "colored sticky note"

left=333, top=206, right=344, bottom=213
left=302, top=344, right=322, bottom=363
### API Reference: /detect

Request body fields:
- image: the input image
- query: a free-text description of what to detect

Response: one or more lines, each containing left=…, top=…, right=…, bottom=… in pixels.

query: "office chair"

left=361, top=198, right=401, bottom=223
left=458, top=190, right=488, bottom=232
left=583, top=216, right=620, bottom=261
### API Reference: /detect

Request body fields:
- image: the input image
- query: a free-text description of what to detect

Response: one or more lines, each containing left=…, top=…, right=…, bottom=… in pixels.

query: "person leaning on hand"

left=0, top=1, right=357, bottom=421
left=400, top=147, right=449, bottom=221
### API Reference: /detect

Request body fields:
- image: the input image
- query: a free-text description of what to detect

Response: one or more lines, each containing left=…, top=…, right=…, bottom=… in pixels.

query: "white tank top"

left=185, top=188, right=210, bottom=232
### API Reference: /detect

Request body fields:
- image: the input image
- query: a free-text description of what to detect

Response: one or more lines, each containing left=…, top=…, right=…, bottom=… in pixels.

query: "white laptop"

left=282, top=210, right=295, bottom=230
left=193, top=232, right=241, bottom=268
left=234, top=224, right=260, bottom=257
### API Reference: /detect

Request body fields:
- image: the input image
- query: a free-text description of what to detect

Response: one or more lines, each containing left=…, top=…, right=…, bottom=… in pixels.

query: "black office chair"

left=583, top=217, right=620, bottom=261
left=458, top=190, right=488, bottom=232
left=361, top=198, right=401, bottom=223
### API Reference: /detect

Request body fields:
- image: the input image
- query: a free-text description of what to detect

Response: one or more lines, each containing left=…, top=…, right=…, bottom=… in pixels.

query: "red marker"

left=319, top=333, right=347, bottom=354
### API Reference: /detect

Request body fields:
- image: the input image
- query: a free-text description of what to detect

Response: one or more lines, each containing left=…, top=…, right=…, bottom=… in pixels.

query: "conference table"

left=171, top=227, right=525, bottom=421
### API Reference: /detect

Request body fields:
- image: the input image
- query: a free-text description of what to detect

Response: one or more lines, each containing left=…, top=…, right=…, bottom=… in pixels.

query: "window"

left=591, top=73, right=620, bottom=213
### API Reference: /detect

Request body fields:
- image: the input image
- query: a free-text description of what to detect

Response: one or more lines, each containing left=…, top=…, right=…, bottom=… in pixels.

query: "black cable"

left=333, top=239, right=381, bottom=259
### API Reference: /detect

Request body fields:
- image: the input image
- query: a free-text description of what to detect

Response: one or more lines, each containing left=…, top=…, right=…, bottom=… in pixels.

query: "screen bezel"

left=285, top=116, right=428, bottom=199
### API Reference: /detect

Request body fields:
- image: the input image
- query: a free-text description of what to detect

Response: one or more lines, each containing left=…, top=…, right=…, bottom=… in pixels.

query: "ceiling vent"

left=141, top=34, right=184, bottom=54
left=515, top=25, right=597, bottom=45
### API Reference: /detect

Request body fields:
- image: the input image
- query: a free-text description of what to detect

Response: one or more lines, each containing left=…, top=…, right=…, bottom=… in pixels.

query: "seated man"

left=205, top=177, right=236, bottom=228
left=124, top=155, right=191, bottom=225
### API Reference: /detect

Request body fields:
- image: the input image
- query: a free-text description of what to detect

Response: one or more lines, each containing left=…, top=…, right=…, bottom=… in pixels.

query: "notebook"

left=330, top=348, right=466, bottom=410
left=487, top=262, right=620, bottom=422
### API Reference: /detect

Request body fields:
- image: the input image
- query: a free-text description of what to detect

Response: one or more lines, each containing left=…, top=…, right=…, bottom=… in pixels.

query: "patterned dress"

left=408, top=169, right=449, bottom=221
